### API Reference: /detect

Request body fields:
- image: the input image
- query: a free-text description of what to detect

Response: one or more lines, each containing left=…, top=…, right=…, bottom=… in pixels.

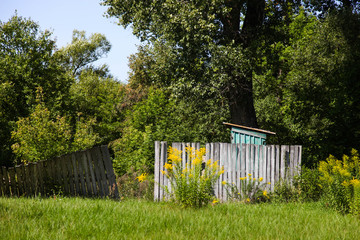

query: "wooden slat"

left=154, top=141, right=160, bottom=201
left=81, top=152, right=92, bottom=196
left=90, top=148, right=104, bottom=197
left=94, top=147, right=109, bottom=197
left=65, top=155, right=75, bottom=196
left=270, top=145, right=275, bottom=191
left=15, top=166, right=23, bottom=196
left=266, top=146, right=271, bottom=190
left=100, top=145, right=119, bottom=199
left=159, top=141, right=167, bottom=200
left=37, top=161, right=45, bottom=196
left=85, top=150, right=97, bottom=197
left=71, top=153, right=80, bottom=195
left=8, top=167, right=16, bottom=197
left=75, top=151, right=87, bottom=196
left=231, top=143, right=237, bottom=188
left=298, top=145, right=302, bottom=174
left=280, top=145, right=286, bottom=180
left=2, top=167, right=9, bottom=196
left=59, top=156, right=69, bottom=195
left=290, top=145, right=295, bottom=181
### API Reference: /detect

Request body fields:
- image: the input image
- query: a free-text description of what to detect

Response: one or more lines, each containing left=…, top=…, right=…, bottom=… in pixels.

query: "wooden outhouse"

left=223, top=122, right=276, bottom=145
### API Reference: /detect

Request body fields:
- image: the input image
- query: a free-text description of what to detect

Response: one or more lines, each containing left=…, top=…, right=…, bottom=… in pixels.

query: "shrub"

left=224, top=175, right=270, bottom=203
left=319, top=149, right=360, bottom=214
left=161, top=146, right=223, bottom=208
left=116, top=168, right=154, bottom=201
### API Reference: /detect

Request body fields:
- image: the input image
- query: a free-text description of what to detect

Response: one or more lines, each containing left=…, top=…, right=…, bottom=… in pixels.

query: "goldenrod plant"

left=319, top=149, right=360, bottom=214
left=161, top=146, right=223, bottom=208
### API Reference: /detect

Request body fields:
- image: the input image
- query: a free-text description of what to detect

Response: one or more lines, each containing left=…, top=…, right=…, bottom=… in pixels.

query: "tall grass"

left=1, top=197, right=360, bottom=239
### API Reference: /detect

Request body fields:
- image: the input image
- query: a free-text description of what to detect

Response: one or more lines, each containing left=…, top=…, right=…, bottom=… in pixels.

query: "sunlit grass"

left=1, top=197, right=359, bottom=239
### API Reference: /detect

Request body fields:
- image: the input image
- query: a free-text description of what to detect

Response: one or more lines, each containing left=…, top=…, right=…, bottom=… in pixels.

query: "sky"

left=0, top=0, right=141, bottom=82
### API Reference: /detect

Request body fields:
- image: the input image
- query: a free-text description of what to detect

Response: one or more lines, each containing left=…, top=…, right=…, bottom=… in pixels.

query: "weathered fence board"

left=0, top=146, right=118, bottom=198
left=154, top=142, right=302, bottom=202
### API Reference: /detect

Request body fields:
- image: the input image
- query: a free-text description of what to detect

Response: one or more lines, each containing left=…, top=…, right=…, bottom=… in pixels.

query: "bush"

left=224, top=175, right=270, bottom=203
left=319, top=149, right=360, bottom=214
left=272, top=168, right=323, bottom=203
left=116, top=168, right=154, bottom=201
left=161, top=146, right=223, bottom=208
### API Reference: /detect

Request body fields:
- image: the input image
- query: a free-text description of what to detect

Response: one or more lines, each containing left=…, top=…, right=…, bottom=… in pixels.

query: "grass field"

left=1, top=197, right=360, bottom=240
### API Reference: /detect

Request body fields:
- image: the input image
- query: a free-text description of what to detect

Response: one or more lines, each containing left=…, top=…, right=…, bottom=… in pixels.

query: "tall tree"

left=102, top=0, right=271, bottom=127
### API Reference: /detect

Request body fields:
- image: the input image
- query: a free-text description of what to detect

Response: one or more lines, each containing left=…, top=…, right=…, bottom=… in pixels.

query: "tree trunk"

left=228, top=77, right=258, bottom=128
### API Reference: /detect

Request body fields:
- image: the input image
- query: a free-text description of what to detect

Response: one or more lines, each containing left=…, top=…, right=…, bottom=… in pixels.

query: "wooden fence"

left=0, top=145, right=119, bottom=198
left=154, top=142, right=302, bottom=201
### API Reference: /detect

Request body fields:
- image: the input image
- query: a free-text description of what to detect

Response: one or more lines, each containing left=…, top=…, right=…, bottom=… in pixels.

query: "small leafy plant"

left=224, top=175, right=270, bottom=203
left=161, top=146, right=223, bottom=208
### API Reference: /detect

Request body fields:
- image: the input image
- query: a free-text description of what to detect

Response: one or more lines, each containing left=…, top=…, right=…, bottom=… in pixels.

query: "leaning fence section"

left=154, top=142, right=302, bottom=202
left=0, top=145, right=118, bottom=198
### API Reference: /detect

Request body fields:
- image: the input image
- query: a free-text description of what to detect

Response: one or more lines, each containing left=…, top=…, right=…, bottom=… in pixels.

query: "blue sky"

left=0, top=0, right=141, bottom=82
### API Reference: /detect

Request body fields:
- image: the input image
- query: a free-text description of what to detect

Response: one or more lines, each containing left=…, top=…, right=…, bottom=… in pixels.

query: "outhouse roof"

left=223, top=122, right=276, bottom=135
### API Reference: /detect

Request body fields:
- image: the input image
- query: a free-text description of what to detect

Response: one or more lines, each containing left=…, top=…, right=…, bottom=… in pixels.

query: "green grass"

left=1, top=197, right=360, bottom=240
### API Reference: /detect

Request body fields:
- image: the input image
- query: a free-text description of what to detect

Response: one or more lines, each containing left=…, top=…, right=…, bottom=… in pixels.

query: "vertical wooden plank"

left=235, top=144, right=241, bottom=191
left=231, top=143, right=237, bottom=188
left=254, top=145, right=259, bottom=180
left=270, top=145, right=276, bottom=191
left=59, top=156, right=69, bottom=195
left=24, top=164, right=31, bottom=196
left=81, top=152, right=92, bottom=196
left=15, top=166, right=23, bottom=196
left=294, top=145, right=299, bottom=176
left=8, top=167, right=16, bottom=197
left=297, top=145, right=302, bottom=175
left=240, top=143, right=246, bottom=194
left=154, top=141, right=160, bottom=201
left=89, top=148, right=103, bottom=197
left=38, top=161, right=45, bottom=196
left=258, top=145, right=264, bottom=179
left=181, top=142, right=186, bottom=168
left=93, top=148, right=109, bottom=197
left=100, top=145, right=119, bottom=199
left=218, top=143, right=224, bottom=201
left=289, top=145, right=295, bottom=181
left=159, top=141, right=167, bottom=200
left=33, top=163, right=39, bottom=196
left=250, top=144, right=255, bottom=177
left=212, top=143, right=218, bottom=199
left=71, top=153, right=80, bottom=195
left=85, top=151, right=97, bottom=197
left=245, top=144, right=250, bottom=177
left=280, top=145, right=286, bottom=181
left=75, top=152, right=87, bottom=196
left=266, top=146, right=271, bottom=190
left=66, top=155, right=75, bottom=196
left=3, top=167, right=10, bottom=196
left=274, top=145, right=280, bottom=184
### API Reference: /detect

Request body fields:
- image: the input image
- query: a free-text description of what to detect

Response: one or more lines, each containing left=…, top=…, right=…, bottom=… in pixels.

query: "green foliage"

left=69, top=69, right=126, bottom=144
left=11, top=99, right=72, bottom=163
left=0, top=14, right=72, bottom=165
left=56, top=30, right=111, bottom=76
left=162, top=146, right=223, bottom=208
left=255, top=10, right=360, bottom=165
left=111, top=87, right=229, bottom=176
left=116, top=169, right=154, bottom=201
left=272, top=168, right=323, bottom=203
left=224, top=175, right=270, bottom=203
left=318, top=149, right=360, bottom=214
left=11, top=90, right=99, bottom=163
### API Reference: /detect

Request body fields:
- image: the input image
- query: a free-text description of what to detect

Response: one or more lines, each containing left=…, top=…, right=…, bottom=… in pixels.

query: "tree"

left=102, top=0, right=272, bottom=127
left=0, top=14, right=72, bottom=166
left=56, top=30, right=111, bottom=77
left=254, top=9, right=360, bottom=165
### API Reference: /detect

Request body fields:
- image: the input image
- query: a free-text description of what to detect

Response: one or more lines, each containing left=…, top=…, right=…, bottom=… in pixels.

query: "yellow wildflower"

left=136, top=173, right=147, bottom=182
left=212, top=199, right=219, bottom=205
left=222, top=180, right=227, bottom=185
left=160, top=170, right=166, bottom=175
left=248, top=173, right=252, bottom=177
left=246, top=198, right=250, bottom=203
left=259, top=177, right=263, bottom=182
left=267, top=182, right=271, bottom=185
left=164, top=162, right=173, bottom=170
